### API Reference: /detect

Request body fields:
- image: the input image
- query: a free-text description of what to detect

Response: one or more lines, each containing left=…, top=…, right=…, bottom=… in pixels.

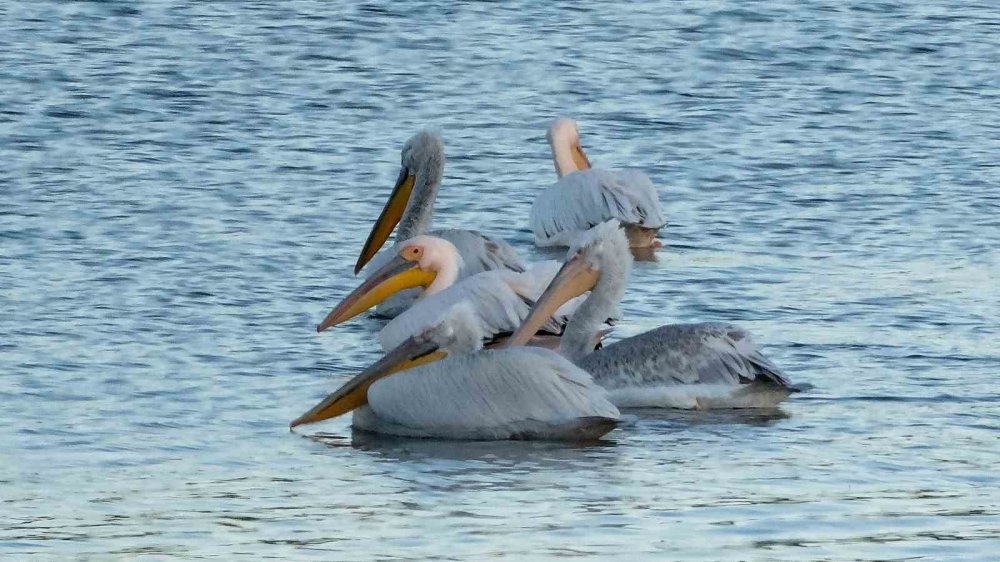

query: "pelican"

left=317, top=235, right=611, bottom=350
left=355, top=131, right=523, bottom=317
left=507, top=221, right=795, bottom=409
left=530, top=118, right=666, bottom=249
left=293, top=302, right=620, bottom=440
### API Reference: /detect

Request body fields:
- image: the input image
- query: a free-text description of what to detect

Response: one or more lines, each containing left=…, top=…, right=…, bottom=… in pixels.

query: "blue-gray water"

left=2, top=1, right=998, bottom=560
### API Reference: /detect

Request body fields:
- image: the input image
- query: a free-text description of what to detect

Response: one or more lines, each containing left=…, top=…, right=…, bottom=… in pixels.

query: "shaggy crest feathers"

left=567, top=220, right=630, bottom=261
left=401, top=130, right=444, bottom=171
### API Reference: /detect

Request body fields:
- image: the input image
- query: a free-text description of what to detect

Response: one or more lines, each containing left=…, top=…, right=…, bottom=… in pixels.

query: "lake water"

left=2, top=1, right=998, bottom=560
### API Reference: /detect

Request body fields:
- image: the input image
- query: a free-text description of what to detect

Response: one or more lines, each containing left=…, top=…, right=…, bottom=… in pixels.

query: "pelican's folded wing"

left=530, top=169, right=665, bottom=247
left=364, top=348, right=619, bottom=439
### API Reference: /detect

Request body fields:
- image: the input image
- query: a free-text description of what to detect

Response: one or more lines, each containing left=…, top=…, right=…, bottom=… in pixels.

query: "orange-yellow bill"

left=290, top=338, right=448, bottom=428
left=572, top=144, right=592, bottom=171
left=504, top=253, right=599, bottom=347
left=355, top=168, right=415, bottom=275
left=317, top=256, right=435, bottom=332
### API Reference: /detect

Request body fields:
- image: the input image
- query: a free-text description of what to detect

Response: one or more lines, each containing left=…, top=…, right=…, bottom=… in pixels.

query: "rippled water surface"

left=3, top=1, right=999, bottom=560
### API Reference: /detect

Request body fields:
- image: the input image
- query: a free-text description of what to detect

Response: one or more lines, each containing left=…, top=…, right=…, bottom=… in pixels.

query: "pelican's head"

left=547, top=117, right=592, bottom=178
left=564, top=220, right=632, bottom=274
left=317, top=236, right=462, bottom=332
left=401, top=130, right=445, bottom=173
left=355, top=131, right=445, bottom=274
left=506, top=221, right=630, bottom=346
left=291, top=302, right=481, bottom=428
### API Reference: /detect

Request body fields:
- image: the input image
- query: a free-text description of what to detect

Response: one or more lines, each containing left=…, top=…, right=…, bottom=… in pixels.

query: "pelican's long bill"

left=355, top=168, right=416, bottom=274
left=572, top=143, right=592, bottom=171
left=317, top=255, right=435, bottom=332
left=290, top=336, right=447, bottom=428
left=505, top=252, right=599, bottom=347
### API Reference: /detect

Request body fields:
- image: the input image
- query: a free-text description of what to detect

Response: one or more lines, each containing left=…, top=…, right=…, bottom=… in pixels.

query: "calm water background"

left=2, top=1, right=998, bottom=560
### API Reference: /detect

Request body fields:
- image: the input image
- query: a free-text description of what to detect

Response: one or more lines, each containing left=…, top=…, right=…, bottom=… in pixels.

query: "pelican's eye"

left=402, top=245, right=424, bottom=261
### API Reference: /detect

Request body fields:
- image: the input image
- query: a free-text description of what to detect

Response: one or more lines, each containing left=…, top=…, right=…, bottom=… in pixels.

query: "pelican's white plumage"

left=380, top=270, right=537, bottom=351
left=378, top=242, right=585, bottom=351
left=530, top=118, right=665, bottom=248
left=511, top=221, right=795, bottom=409
left=531, top=168, right=665, bottom=247
left=358, top=131, right=524, bottom=317
left=317, top=234, right=606, bottom=349
left=302, top=302, right=619, bottom=440
left=356, top=346, right=620, bottom=440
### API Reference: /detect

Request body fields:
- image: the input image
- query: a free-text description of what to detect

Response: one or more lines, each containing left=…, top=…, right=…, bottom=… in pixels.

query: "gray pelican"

left=355, top=131, right=523, bottom=317
left=530, top=118, right=666, bottom=249
left=317, top=235, right=608, bottom=350
left=293, top=302, right=619, bottom=440
left=507, top=221, right=795, bottom=409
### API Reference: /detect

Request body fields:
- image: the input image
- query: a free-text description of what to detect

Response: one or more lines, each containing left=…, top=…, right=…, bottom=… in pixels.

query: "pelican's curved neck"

left=422, top=254, right=460, bottom=298
left=559, top=257, right=628, bottom=363
left=559, top=286, right=611, bottom=363
left=550, top=137, right=578, bottom=179
left=398, top=161, right=443, bottom=240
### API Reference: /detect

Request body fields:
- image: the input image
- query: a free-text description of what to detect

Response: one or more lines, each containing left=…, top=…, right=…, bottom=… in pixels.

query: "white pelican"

left=507, top=221, right=795, bottom=409
left=293, top=302, right=620, bottom=440
left=355, top=131, right=523, bottom=317
left=317, top=235, right=611, bottom=350
left=530, top=118, right=666, bottom=249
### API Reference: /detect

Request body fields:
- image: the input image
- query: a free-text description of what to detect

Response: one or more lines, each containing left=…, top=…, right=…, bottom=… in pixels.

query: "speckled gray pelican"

left=354, top=131, right=524, bottom=317
left=293, top=302, right=619, bottom=441
left=530, top=118, right=666, bottom=249
left=507, top=221, right=795, bottom=409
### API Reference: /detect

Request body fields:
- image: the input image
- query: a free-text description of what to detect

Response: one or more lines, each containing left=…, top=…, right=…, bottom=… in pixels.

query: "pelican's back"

left=530, top=169, right=665, bottom=247
left=435, top=228, right=524, bottom=275
left=364, top=229, right=524, bottom=318
left=379, top=270, right=569, bottom=351
left=357, top=348, right=619, bottom=440
left=379, top=272, right=527, bottom=351
left=579, top=322, right=793, bottom=409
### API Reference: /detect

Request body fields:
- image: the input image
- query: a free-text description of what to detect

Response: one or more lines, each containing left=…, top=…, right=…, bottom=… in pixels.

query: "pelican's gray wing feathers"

left=530, top=169, right=665, bottom=247
left=580, top=322, right=790, bottom=389
left=379, top=271, right=563, bottom=351
left=356, top=347, right=619, bottom=440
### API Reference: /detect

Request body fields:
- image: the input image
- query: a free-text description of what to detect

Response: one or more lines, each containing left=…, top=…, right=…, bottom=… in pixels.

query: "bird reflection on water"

left=300, top=407, right=789, bottom=458
left=305, top=430, right=619, bottom=469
